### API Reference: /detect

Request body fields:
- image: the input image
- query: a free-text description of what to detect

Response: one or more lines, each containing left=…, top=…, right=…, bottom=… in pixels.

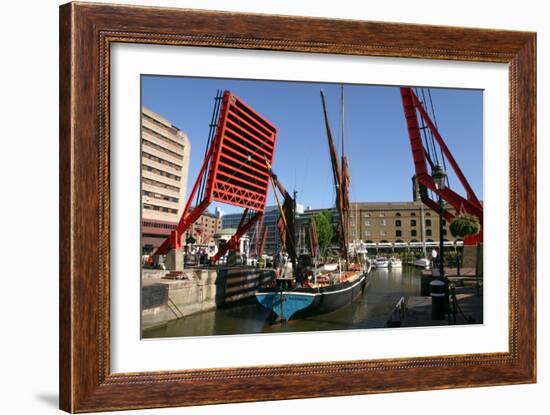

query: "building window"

left=380, top=230, right=386, bottom=237
left=365, top=220, right=371, bottom=226
left=395, top=219, right=401, bottom=227
left=425, top=219, right=432, bottom=227
left=395, top=212, right=401, bottom=217
left=426, top=229, right=432, bottom=237
left=379, top=212, right=385, bottom=217
left=365, top=230, right=372, bottom=237
left=426, top=212, right=431, bottom=216
left=411, top=230, right=417, bottom=237
left=410, top=219, right=417, bottom=227
left=380, top=219, right=386, bottom=226
left=411, top=212, right=416, bottom=217
left=396, top=230, right=402, bottom=237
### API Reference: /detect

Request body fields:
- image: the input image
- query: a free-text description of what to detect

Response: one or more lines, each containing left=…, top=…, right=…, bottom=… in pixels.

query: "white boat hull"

left=414, top=258, right=431, bottom=269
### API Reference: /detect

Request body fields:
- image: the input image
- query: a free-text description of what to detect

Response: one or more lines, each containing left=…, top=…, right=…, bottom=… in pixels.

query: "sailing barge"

left=255, top=88, right=371, bottom=322
left=255, top=264, right=370, bottom=321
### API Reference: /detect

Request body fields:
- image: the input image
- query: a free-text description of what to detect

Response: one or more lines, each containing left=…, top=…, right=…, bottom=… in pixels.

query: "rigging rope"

left=415, top=88, right=436, bottom=167
left=426, top=89, right=450, bottom=188
left=196, top=89, right=223, bottom=206
left=420, top=88, right=440, bottom=166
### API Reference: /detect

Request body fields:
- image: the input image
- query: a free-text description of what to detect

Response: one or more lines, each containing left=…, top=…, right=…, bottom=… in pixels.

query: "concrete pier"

left=142, top=267, right=275, bottom=331
left=385, top=283, right=483, bottom=328
left=401, top=285, right=483, bottom=326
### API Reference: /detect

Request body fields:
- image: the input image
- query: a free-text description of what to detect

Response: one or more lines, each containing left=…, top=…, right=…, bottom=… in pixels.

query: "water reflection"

left=143, top=265, right=422, bottom=338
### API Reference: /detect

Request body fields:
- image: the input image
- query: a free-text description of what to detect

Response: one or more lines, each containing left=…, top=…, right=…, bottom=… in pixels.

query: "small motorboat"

left=319, top=263, right=338, bottom=272
left=374, top=257, right=389, bottom=268
left=414, top=257, right=431, bottom=269
left=389, top=257, right=402, bottom=268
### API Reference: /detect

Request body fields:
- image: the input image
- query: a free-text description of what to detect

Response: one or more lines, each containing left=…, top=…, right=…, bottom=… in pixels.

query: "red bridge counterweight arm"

left=400, top=87, right=483, bottom=244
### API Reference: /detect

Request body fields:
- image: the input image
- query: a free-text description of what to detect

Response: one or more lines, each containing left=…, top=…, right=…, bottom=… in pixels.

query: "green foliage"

left=313, top=210, right=334, bottom=258
left=257, top=256, right=266, bottom=268
left=186, top=234, right=196, bottom=244
left=450, top=213, right=481, bottom=238
left=444, top=251, right=461, bottom=267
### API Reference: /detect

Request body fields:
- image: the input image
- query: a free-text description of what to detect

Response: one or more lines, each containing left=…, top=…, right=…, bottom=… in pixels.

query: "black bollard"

left=430, top=279, right=446, bottom=320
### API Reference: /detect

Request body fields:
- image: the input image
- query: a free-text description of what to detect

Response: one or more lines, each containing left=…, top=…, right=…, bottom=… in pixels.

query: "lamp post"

left=432, top=165, right=450, bottom=323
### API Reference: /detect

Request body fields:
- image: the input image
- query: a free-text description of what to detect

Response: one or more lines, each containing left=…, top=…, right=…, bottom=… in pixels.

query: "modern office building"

left=222, top=206, right=282, bottom=255
left=141, top=107, right=191, bottom=254
left=221, top=204, right=305, bottom=255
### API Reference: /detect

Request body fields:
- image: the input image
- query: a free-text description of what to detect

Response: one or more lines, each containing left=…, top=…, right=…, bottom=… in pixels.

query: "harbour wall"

left=142, top=267, right=275, bottom=330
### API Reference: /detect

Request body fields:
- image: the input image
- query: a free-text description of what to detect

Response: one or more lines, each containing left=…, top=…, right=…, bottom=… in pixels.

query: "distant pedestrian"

left=431, top=249, right=438, bottom=269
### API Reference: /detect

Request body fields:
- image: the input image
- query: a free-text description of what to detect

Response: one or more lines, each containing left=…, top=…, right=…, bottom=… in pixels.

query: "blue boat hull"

left=255, top=272, right=369, bottom=321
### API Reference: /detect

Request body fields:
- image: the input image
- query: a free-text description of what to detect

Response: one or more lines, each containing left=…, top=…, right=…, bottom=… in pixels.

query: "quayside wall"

left=142, top=267, right=275, bottom=330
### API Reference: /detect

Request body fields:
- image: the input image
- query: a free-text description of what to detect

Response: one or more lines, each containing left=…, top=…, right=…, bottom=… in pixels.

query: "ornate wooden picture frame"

left=59, top=2, right=536, bottom=412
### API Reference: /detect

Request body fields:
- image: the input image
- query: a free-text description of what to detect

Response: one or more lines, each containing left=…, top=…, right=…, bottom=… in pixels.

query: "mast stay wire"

left=426, top=88, right=450, bottom=188
left=419, top=88, right=440, bottom=167
left=415, top=87, right=453, bottom=201
left=196, top=89, right=223, bottom=207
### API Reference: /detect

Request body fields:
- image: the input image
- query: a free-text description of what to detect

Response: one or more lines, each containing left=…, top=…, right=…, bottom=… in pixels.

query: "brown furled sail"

left=276, top=192, right=297, bottom=263
left=341, top=154, right=351, bottom=257
left=268, top=167, right=298, bottom=265
left=340, top=85, right=351, bottom=260
left=320, top=89, right=349, bottom=260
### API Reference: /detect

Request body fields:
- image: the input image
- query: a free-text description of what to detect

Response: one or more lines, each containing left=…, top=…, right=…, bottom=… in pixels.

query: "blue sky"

left=142, top=76, right=483, bottom=214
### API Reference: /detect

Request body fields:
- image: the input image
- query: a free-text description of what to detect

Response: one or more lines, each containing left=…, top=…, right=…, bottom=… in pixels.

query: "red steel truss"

left=400, top=87, right=483, bottom=244
left=150, top=90, right=277, bottom=261
left=205, top=91, right=277, bottom=211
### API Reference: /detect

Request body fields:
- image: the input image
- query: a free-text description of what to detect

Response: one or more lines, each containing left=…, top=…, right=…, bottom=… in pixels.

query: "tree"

left=450, top=213, right=481, bottom=239
left=312, top=210, right=334, bottom=259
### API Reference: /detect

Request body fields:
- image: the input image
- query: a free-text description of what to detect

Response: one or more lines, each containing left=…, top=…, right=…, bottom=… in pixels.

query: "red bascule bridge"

left=149, top=90, right=277, bottom=268
left=149, top=86, right=482, bottom=270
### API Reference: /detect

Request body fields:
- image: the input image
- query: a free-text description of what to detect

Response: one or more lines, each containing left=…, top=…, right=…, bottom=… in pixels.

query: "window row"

left=362, top=229, right=446, bottom=237
left=364, top=219, right=433, bottom=227
left=142, top=221, right=176, bottom=230
left=142, top=138, right=183, bottom=161
left=142, top=177, right=180, bottom=193
left=142, top=203, right=178, bottom=215
left=143, top=114, right=183, bottom=139
left=142, top=124, right=186, bottom=151
left=142, top=190, right=179, bottom=204
left=142, top=151, right=182, bottom=171
left=142, top=164, right=182, bottom=182
left=361, top=211, right=432, bottom=218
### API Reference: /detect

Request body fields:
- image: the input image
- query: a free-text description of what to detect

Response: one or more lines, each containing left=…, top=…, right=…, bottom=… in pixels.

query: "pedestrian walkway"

left=401, top=285, right=483, bottom=327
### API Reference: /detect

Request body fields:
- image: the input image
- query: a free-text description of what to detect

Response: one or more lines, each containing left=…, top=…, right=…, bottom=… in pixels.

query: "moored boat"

left=254, top=86, right=371, bottom=322
left=256, top=263, right=371, bottom=321
left=389, top=257, right=402, bottom=268
left=414, top=257, right=431, bottom=269
left=319, top=263, right=338, bottom=272
left=374, top=256, right=389, bottom=268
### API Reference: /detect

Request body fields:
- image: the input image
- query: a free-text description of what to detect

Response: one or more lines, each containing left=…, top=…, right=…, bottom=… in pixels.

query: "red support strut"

left=211, top=211, right=263, bottom=262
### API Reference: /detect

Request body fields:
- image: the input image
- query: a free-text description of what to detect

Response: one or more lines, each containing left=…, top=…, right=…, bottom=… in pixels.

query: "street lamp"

left=432, top=165, right=449, bottom=323
left=432, top=165, right=447, bottom=192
